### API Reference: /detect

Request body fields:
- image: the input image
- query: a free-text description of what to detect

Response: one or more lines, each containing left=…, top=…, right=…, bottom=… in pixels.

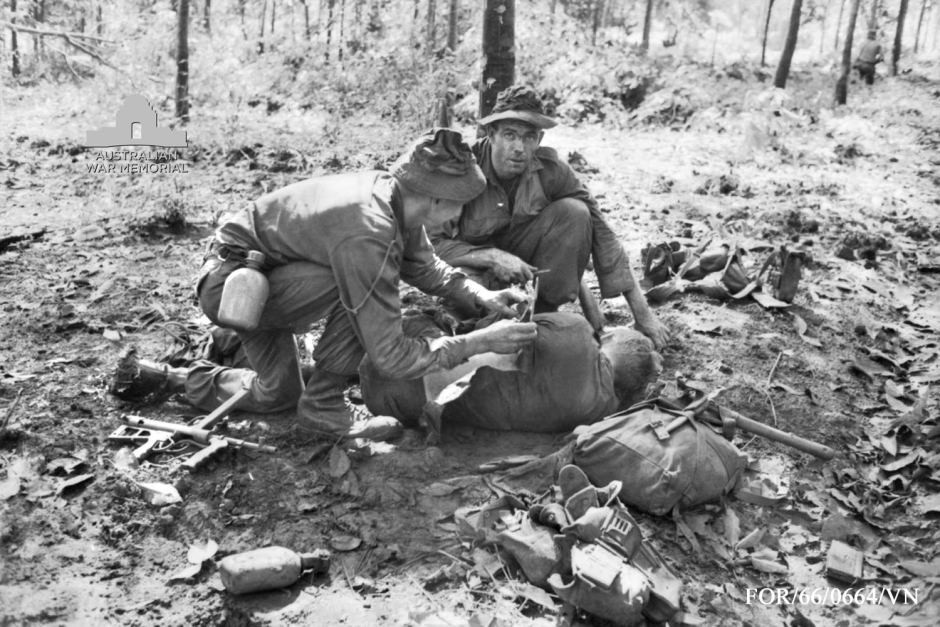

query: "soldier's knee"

left=544, top=197, right=590, bottom=225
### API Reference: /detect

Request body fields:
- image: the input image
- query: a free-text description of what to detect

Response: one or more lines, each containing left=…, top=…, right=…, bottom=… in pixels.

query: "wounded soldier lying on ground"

left=359, top=311, right=662, bottom=433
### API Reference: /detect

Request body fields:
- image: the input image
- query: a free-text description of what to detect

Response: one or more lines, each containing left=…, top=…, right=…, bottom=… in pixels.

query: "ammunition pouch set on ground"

left=642, top=240, right=807, bottom=306
left=458, top=464, right=682, bottom=626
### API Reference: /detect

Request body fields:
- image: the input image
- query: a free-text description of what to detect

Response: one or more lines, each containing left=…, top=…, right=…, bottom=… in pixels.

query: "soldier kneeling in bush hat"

left=430, top=85, right=669, bottom=350
left=111, top=129, right=538, bottom=442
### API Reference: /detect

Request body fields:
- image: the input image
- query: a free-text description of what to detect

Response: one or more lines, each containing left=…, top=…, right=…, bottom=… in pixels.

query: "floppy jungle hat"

left=389, top=128, right=486, bottom=202
left=478, top=85, right=557, bottom=130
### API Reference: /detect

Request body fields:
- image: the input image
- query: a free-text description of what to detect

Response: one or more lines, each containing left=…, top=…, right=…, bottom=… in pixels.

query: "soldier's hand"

left=487, top=249, right=537, bottom=284
left=471, top=319, right=538, bottom=354
left=633, top=311, right=671, bottom=350
left=477, top=286, right=529, bottom=318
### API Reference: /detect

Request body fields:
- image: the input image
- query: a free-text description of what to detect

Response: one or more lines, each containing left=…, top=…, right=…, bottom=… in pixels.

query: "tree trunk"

left=301, top=0, right=310, bottom=40
left=641, top=0, right=653, bottom=52
left=270, top=0, right=276, bottom=40
left=203, top=0, right=210, bottom=32
left=176, top=0, right=190, bottom=123
left=591, top=0, right=603, bottom=46
left=892, top=0, right=909, bottom=74
left=835, top=0, right=862, bottom=104
left=325, top=0, right=334, bottom=62
left=868, top=0, right=879, bottom=30
left=258, top=0, right=266, bottom=53
left=834, top=0, right=846, bottom=49
left=480, top=0, right=514, bottom=118
left=10, top=0, right=20, bottom=77
left=818, top=0, right=828, bottom=57
left=427, top=0, right=436, bottom=50
left=774, top=0, right=804, bottom=88
left=338, top=0, right=345, bottom=61
left=447, top=0, right=458, bottom=50
left=913, top=0, right=927, bottom=52
left=761, top=0, right=776, bottom=66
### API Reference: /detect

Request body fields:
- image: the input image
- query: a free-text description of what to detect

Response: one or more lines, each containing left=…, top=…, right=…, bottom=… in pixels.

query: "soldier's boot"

left=300, top=367, right=402, bottom=442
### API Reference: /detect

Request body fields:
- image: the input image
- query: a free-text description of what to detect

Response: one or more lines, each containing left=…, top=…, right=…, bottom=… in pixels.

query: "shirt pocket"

left=459, top=214, right=510, bottom=244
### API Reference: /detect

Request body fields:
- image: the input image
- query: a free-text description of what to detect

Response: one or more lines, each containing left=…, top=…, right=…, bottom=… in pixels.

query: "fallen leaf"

left=750, top=556, right=789, bottom=575
left=918, top=493, right=940, bottom=515
left=56, top=473, right=94, bottom=495
left=167, top=562, right=203, bottom=583
left=418, top=482, right=461, bottom=497
left=103, top=329, right=122, bottom=341
left=899, top=559, right=940, bottom=578
left=329, top=534, right=362, bottom=552
left=792, top=314, right=822, bottom=348
left=45, top=457, right=86, bottom=476
left=723, top=507, right=740, bottom=548
left=514, top=582, right=556, bottom=610
left=0, top=474, right=21, bottom=500
left=137, top=481, right=182, bottom=505
left=328, top=447, right=351, bottom=478
left=880, top=450, right=922, bottom=473
left=751, top=291, right=791, bottom=309
left=187, top=539, right=219, bottom=564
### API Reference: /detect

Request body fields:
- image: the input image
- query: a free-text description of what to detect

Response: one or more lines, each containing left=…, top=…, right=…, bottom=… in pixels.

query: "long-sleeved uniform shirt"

left=215, top=171, right=478, bottom=379
left=432, top=138, right=637, bottom=298
left=857, top=40, right=883, bottom=64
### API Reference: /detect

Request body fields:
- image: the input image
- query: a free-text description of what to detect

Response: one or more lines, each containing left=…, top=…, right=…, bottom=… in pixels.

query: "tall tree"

left=592, top=0, right=605, bottom=46
left=10, top=0, right=20, bottom=77
left=258, top=0, right=266, bottom=53
left=427, top=0, right=436, bottom=50
left=892, top=0, right=909, bottom=74
left=325, top=0, right=334, bottom=61
left=447, top=0, right=458, bottom=50
left=834, top=0, right=846, bottom=50
left=868, top=0, right=879, bottom=29
left=176, top=0, right=190, bottom=123
left=203, top=0, right=210, bottom=33
left=761, top=0, right=776, bottom=66
left=913, top=0, right=928, bottom=52
left=835, top=0, right=862, bottom=104
left=300, top=0, right=311, bottom=40
left=774, top=0, right=804, bottom=88
left=480, top=0, right=514, bottom=118
left=641, top=0, right=653, bottom=52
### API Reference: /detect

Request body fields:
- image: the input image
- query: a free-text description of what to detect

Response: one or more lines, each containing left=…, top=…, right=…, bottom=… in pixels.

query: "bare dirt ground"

left=2, top=62, right=939, bottom=626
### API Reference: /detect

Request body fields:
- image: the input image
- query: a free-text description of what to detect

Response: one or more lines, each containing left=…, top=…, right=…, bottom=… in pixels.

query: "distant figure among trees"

left=855, top=30, right=884, bottom=85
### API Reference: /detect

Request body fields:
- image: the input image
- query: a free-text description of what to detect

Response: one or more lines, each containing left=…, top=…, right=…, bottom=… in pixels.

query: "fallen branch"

left=0, top=21, right=115, bottom=43
left=0, top=389, right=24, bottom=439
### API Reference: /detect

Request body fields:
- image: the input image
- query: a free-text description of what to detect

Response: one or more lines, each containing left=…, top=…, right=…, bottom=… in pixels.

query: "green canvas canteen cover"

left=572, top=400, right=748, bottom=515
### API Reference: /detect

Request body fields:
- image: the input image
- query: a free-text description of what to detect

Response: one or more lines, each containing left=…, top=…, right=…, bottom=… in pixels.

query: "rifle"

left=109, top=388, right=276, bottom=470
left=691, top=400, right=836, bottom=461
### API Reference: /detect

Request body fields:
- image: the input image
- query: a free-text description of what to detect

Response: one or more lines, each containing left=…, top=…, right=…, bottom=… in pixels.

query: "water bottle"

left=217, top=251, right=269, bottom=331
left=218, top=546, right=331, bottom=595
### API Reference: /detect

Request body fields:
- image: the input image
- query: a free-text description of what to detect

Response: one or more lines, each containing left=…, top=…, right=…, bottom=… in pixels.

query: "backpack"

left=572, top=399, right=748, bottom=515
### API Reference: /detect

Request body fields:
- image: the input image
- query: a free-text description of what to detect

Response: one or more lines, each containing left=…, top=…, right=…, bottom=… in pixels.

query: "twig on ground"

left=0, top=389, right=24, bottom=439
left=766, top=351, right=783, bottom=385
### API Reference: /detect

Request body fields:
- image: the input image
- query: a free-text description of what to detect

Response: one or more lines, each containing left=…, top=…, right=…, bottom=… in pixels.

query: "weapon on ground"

left=107, top=388, right=275, bottom=470
left=693, top=401, right=836, bottom=461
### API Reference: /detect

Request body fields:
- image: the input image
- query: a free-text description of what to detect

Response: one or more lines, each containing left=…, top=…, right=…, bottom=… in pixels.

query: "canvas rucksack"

left=572, top=399, right=748, bottom=516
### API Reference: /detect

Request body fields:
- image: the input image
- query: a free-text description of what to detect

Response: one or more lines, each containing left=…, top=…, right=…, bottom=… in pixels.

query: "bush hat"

left=390, top=128, right=486, bottom=202
left=478, top=85, right=557, bottom=130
